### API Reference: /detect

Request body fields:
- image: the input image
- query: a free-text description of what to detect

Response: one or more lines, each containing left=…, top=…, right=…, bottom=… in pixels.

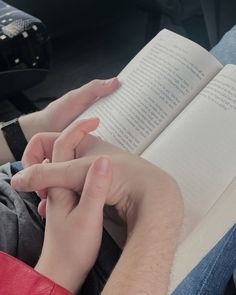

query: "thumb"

left=74, top=157, right=112, bottom=225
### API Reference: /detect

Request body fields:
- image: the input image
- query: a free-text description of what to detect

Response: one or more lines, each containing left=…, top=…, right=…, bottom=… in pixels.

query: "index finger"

left=52, top=117, right=99, bottom=163
left=49, top=78, right=120, bottom=132
left=11, top=158, right=90, bottom=192
left=22, top=132, right=59, bottom=168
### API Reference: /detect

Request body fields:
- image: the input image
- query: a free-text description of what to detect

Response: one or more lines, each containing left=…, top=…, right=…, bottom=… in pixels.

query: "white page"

left=142, top=64, right=236, bottom=238
left=79, top=29, right=222, bottom=154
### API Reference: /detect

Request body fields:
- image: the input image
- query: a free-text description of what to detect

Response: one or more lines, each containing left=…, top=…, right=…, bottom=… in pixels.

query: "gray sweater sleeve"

left=0, top=163, right=44, bottom=267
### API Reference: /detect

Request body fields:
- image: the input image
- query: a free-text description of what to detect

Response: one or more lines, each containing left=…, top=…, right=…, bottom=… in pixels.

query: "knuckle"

left=63, top=89, right=82, bottom=102
left=23, top=164, right=41, bottom=187
left=88, top=79, right=104, bottom=94
left=64, top=162, right=73, bottom=179
left=29, top=134, right=38, bottom=143
left=53, top=136, right=65, bottom=150
left=85, top=182, right=104, bottom=199
left=34, top=164, right=45, bottom=184
left=66, top=89, right=77, bottom=98
left=89, top=79, right=100, bottom=88
left=30, top=133, right=43, bottom=144
left=24, top=131, right=46, bottom=147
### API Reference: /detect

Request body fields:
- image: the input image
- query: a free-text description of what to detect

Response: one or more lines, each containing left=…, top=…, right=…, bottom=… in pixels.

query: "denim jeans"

left=211, top=25, right=236, bottom=66
left=172, top=225, right=236, bottom=294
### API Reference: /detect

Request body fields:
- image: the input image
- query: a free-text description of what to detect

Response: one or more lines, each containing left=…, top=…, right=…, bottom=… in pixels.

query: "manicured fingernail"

left=94, top=157, right=110, bottom=175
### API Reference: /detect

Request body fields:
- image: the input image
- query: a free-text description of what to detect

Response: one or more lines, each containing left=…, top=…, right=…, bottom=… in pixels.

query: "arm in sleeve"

left=0, top=252, right=72, bottom=295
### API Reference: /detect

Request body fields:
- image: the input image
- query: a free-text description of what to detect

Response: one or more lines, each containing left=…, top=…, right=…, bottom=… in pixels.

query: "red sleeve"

left=0, top=252, right=72, bottom=295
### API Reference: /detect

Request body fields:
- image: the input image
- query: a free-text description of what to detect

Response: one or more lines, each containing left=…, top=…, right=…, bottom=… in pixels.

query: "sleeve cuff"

left=0, top=251, right=72, bottom=295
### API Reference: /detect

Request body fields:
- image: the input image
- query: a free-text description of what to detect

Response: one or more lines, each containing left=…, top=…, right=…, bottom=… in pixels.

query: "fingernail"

left=79, top=117, right=99, bottom=125
left=103, top=77, right=116, bottom=86
left=11, top=172, right=24, bottom=189
left=94, top=157, right=110, bottom=175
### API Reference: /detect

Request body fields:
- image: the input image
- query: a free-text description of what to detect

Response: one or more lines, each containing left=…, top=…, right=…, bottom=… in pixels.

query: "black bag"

left=0, top=0, right=51, bottom=98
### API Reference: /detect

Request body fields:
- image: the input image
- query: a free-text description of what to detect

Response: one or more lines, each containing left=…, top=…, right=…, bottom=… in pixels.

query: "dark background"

left=1, top=0, right=236, bottom=120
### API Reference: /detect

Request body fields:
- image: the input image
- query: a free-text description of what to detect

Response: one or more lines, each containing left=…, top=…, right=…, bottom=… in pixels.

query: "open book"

left=78, top=29, right=236, bottom=292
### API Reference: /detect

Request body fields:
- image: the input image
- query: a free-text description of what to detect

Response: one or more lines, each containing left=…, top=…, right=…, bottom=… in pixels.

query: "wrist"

left=0, top=119, right=28, bottom=161
left=103, top=176, right=183, bottom=295
left=126, top=170, right=184, bottom=237
left=35, top=251, right=87, bottom=294
left=18, top=110, right=47, bottom=141
left=35, top=257, right=83, bottom=294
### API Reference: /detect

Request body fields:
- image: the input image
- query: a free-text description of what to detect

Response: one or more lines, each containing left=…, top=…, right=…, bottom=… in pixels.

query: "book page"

left=142, top=64, right=236, bottom=240
left=79, top=29, right=222, bottom=154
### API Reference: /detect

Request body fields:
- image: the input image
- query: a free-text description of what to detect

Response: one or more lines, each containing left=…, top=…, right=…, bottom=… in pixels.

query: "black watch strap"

left=1, top=118, right=28, bottom=160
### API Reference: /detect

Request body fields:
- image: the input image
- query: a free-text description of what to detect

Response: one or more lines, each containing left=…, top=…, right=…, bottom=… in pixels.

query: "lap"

left=0, top=162, right=44, bottom=267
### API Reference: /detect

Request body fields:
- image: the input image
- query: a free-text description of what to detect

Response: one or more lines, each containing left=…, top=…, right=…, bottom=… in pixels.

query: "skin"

left=0, top=78, right=119, bottom=164
left=12, top=118, right=184, bottom=294
left=34, top=120, right=113, bottom=292
left=0, top=77, right=120, bottom=292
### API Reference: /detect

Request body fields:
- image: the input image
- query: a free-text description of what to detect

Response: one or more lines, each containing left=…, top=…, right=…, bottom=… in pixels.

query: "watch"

left=1, top=118, right=28, bottom=160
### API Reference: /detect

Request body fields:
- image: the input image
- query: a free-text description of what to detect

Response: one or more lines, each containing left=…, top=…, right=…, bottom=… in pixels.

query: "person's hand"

left=18, top=78, right=119, bottom=142
left=12, top=121, right=182, bottom=227
left=11, top=119, right=184, bottom=295
left=34, top=120, right=113, bottom=293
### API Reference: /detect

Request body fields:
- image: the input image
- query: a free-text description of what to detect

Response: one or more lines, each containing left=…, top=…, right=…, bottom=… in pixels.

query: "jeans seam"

left=196, top=225, right=236, bottom=295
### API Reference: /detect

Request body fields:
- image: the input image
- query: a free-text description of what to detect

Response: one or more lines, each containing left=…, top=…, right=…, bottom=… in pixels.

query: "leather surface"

left=0, top=251, right=71, bottom=295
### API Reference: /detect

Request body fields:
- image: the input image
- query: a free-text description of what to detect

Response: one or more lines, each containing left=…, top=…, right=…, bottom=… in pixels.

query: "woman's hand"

left=34, top=119, right=113, bottom=293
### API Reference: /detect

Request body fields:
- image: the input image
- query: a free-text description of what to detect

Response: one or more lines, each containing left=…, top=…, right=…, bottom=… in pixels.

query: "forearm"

left=0, top=111, right=45, bottom=164
left=103, top=185, right=183, bottom=295
left=0, top=128, right=14, bottom=164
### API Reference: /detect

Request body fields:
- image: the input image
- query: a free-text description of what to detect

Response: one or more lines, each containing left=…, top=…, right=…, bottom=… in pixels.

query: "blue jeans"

left=172, top=25, right=236, bottom=295
left=211, top=25, right=236, bottom=66
left=172, top=225, right=236, bottom=294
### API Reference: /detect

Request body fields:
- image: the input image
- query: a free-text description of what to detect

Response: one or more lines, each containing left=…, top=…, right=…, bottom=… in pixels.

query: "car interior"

left=0, top=0, right=236, bottom=294
left=1, top=0, right=235, bottom=121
